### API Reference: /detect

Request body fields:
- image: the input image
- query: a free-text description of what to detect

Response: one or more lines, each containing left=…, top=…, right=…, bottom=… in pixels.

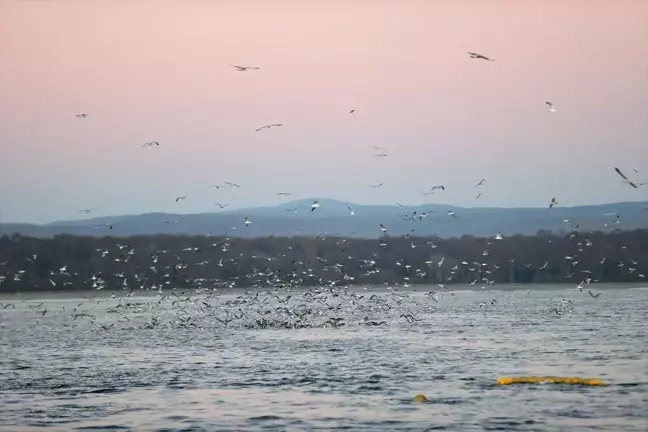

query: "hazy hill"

left=2, top=199, right=647, bottom=239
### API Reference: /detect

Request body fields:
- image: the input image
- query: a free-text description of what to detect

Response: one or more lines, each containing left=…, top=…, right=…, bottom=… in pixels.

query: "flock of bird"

left=1, top=51, right=647, bottom=333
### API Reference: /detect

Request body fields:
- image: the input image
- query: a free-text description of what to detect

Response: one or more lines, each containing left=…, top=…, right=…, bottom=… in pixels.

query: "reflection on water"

left=0, top=286, right=647, bottom=431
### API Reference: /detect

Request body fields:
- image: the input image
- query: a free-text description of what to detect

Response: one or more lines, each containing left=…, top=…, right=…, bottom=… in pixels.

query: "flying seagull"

left=215, top=202, right=229, bottom=209
left=467, top=52, right=494, bottom=61
left=175, top=196, right=187, bottom=202
left=545, top=102, right=557, bottom=113
left=370, top=183, right=383, bottom=188
left=78, top=208, right=96, bottom=214
left=142, top=141, right=159, bottom=148
left=311, top=201, right=320, bottom=212
left=476, top=179, right=486, bottom=186
left=430, top=185, right=445, bottom=192
left=277, top=192, right=292, bottom=196
left=349, top=109, right=355, bottom=116
left=225, top=182, right=240, bottom=188
left=76, top=113, right=89, bottom=118
left=348, top=206, right=356, bottom=216
left=614, top=167, right=639, bottom=188
left=549, top=197, right=558, bottom=208
left=230, top=64, right=260, bottom=71
left=256, top=123, right=282, bottom=132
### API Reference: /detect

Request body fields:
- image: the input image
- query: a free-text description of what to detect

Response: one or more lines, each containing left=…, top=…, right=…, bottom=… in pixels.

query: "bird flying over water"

left=78, top=209, right=96, bottom=214
left=311, top=201, right=320, bottom=212
left=215, top=202, right=229, bottom=209
left=230, top=64, right=260, bottom=71
left=550, top=197, right=558, bottom=208
left=467, top=52, right=494, bottom=61
left=256, top=124, right=282, bottom=132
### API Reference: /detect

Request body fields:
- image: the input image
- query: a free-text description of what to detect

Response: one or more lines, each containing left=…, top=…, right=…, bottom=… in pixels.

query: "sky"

left=0, top=0, right=647, bottom=224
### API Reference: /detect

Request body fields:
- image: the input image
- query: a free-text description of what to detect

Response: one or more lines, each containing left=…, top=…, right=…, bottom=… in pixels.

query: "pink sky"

left=0, top=0, right=647, bottom=223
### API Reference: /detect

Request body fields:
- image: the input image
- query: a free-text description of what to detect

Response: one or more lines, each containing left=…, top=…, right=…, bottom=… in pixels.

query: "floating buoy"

left=496, top=377, right=605, bottom=386
left=413, top=394, right=428, bottom=403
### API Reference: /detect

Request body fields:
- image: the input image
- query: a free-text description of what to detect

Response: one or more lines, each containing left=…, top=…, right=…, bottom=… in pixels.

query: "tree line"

left=0, top=229, right=646, bottom=293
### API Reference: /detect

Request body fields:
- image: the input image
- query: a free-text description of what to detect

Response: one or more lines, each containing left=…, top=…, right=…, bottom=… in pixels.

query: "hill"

left=1, top=199, right=647, bottom=239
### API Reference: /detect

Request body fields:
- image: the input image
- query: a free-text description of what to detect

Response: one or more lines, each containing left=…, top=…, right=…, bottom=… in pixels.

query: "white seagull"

left=311, top=201, right=320, bottom=212
left=256, top=123, right=282, bottom=132
left=545, top=101, right=557, bottom=113
left=230, top=64, right=260, bottom=71
left=614, top=167, right=639, bottom=189
left=467, top=52, right=494, bottom=61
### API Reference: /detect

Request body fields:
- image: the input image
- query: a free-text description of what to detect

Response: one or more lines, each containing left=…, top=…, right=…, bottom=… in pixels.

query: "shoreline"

left=1, top=282, right=645, bottom=301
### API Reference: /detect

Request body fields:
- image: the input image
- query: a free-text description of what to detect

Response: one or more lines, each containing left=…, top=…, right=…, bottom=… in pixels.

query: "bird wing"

left=614, top=167, right=629, bottom=181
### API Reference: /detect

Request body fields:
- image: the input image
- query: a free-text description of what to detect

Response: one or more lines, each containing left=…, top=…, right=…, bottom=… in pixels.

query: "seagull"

left=277, top=192, right=292, bottom=196
left=614, top=167, right=639, bottom=188
left=348, top=206, right=356, bottom=216
left=430, top=185, right=445, bottom=192
left=476, top=193, right=482, bottom=199
left=349, top=109, right=355, bottom=116
left=225, top=182, right=240, bottom=188
left=255, top=123, right=282, bottom=132
left=244, top=217, right=252, bottom=226
left=448, top=211, right=457, bottom=218
left=311, top=201, right=320, bottom=212
left=78, top=208, right=96, bottom=214
left=215, top=202, right=229, bottom=209
left=467, top=52, right=494, bottom=61
left=545, top=101, right=557, bottom=113
left=476, top=179, right=486, bottom=186
left=142, top=141, right=159, bottom=148
left=76, top=113, right=89, bottom=118
left=549, top=197, right=558, bottom=208
left=175, top=196, right=187, bottom=202
left=494, top=233, right=503, bottom=240
left=230, top=64, right=260, bottom=71
left=369, top=183, right=383, bottom=188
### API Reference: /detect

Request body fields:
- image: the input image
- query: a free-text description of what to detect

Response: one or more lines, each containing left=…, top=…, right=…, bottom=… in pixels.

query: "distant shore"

left=1, top=282, right=646, bottom=301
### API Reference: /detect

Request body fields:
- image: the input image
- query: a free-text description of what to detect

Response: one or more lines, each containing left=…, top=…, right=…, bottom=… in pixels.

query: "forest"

left=0, top=229, right=646, bottom=293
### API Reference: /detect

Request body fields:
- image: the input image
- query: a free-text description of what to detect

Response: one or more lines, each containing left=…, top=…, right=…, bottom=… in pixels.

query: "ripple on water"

left=0, top=287, right=646, bottom=431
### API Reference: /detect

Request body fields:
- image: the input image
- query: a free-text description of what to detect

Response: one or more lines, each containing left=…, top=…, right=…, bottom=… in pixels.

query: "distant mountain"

left=2, top=200, right=647, bottom=239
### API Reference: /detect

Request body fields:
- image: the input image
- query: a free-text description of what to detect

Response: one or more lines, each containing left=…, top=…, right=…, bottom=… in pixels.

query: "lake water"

left=0, top=285, right=647, bottom=431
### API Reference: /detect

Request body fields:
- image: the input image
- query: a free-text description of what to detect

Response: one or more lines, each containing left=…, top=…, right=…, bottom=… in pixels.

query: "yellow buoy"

left=496, top=376, right=605, bottom=386
left=413, top=394, right=428, bottom=403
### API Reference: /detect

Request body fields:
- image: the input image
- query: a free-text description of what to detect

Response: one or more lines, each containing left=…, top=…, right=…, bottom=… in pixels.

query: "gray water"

left=1, top=286, right=647, bottom=431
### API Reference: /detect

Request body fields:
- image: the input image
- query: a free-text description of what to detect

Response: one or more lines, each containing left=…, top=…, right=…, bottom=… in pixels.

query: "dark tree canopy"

left=0, top=229, right=646, bottom=293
